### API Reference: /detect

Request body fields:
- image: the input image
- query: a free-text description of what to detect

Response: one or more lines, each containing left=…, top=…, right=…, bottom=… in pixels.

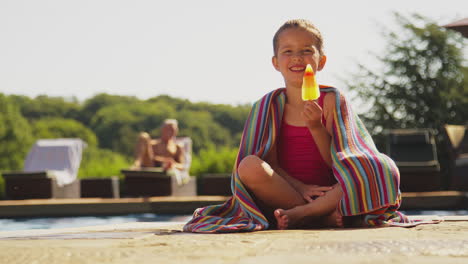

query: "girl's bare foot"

left=274, top=209, right=289, bottom=230
left=323, top=208, right=344, bottom=228
left=275, top=207, right=344, bottom=230
left=274, top=208, right=306, bottom=230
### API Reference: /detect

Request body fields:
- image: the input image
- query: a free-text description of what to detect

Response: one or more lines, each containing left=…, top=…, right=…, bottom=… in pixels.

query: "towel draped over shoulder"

left=184, top=87, right=416, bottom=233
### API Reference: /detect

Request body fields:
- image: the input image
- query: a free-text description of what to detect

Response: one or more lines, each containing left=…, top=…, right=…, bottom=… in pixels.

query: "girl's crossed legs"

left=238, top=155, right=344, bottom=229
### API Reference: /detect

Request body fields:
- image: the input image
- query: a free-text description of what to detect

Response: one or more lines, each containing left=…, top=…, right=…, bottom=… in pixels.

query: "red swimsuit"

left=277, top=92, right=337, bottom=186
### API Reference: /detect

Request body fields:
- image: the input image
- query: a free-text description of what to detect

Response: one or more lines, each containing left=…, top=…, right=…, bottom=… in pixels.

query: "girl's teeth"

left=291, top=67, right=304, bottom=71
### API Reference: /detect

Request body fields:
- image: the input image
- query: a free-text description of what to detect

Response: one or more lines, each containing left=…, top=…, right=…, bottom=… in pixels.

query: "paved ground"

left=0, top=216, right=467, bottom=264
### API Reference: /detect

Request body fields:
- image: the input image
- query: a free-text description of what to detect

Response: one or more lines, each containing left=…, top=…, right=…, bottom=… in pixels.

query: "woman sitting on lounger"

left=132, top=119, right=185, bottom=171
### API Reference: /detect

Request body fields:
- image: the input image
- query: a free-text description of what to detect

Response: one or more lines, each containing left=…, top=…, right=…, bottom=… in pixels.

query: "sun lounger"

left=386, top=129, right=441, bottom=191
left=121, top=137, right=196, bottom=197
left=197, top=173, right=231, bottom=196
left=80, top=176, right=120, bottom=198
left=1, top=138, right=85, bottom=199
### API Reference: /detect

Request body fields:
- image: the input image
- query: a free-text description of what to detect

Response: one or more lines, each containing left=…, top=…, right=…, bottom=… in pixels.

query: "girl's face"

left=272, top=27, right=326, bottom=89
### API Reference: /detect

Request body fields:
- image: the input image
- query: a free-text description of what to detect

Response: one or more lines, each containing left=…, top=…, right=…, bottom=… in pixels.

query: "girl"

left=184, top=19, right=415, bottom=233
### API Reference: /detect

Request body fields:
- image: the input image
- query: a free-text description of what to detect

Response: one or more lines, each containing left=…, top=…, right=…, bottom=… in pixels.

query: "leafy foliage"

left=78, top=93, right=140, bottom=126
left=1, top=91, right=250, bottom=195
left=175, top=109, right=233, bottom=153
left=349, top=14, right=467, bottom=137
left=0, top=94, right=34, bottom=171
left=78, top=146, right=131, bottom=179
left=347, top=14, right=468, bottom=188
left=9, top=95, right=81, bottom=120
left=147, top=95, right=250, bottom=152
left=190, top=146, right=238, bottom=177
left=32, top=118, right=98, bottom=147
left=90, top=101, right=177, bottom=156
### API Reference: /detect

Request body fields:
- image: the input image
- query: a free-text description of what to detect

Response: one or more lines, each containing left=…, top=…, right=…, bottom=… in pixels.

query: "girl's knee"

left=238, top=155, right=261, bottom=172
left=238, top=155, right=270, bottom=185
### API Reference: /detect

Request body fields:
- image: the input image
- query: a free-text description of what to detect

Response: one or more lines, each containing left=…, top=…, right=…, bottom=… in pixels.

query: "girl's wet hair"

left=273, top=19, right=324, bottom=57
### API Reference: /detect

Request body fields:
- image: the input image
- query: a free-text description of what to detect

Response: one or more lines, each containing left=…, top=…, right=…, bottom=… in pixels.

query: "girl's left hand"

left=298, top=184, right=334, bottom=203
left=302, top=100, right=323, bottom=130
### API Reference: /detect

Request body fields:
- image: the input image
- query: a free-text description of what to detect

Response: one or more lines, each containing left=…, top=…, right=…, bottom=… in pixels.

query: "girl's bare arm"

left=322, top=92, right=336, bottom=136
left=302, top=93, right=336, bottom=167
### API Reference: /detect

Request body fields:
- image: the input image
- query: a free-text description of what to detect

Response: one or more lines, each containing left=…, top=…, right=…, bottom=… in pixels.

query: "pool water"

left=0, top=214, right=192, bottom=231
left=1, top=211, right=467, bottom=232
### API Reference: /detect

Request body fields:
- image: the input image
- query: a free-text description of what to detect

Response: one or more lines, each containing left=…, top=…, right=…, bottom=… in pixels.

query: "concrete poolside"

left=0, top=193, right=467, bottom=263
left=0, top=216, right=468, bottom=264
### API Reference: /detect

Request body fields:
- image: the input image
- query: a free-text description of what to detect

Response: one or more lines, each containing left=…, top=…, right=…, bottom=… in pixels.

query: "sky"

left=0, top=0, right=466, bottom=106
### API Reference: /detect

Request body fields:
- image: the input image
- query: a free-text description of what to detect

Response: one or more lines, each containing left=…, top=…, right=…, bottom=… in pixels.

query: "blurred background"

left=0, top=0, right=467, bottom=199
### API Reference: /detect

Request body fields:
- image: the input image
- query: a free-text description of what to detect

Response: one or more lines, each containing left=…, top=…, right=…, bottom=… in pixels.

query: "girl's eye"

left=303, top=49, right=313, bottom=54
left=283, top=50, right=292, bottom=54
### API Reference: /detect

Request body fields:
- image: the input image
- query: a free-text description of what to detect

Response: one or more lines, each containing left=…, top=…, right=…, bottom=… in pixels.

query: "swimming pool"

left=2, top=210, right=467, bottom=231
left=0, top=213, right=192, bottom=231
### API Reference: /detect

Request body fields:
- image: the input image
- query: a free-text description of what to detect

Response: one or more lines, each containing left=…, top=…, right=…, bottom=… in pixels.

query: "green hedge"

left=190, top=146, right=237, bottom=177
left=78, top=147, right=131, bottom=179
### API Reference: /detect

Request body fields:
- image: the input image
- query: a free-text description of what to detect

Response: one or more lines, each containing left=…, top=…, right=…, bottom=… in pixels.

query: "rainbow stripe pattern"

left=184, top=87, right=417, bottom=233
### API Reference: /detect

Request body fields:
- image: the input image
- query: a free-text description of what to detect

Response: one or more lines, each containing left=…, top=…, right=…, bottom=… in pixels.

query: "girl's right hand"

left=302, top=100, right=323, bottom=130
left=296, top=184, right=334, bottom=203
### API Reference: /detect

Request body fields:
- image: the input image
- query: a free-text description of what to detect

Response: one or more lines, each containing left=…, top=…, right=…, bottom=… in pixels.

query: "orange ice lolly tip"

left=301, top=64, right=320, bottom=101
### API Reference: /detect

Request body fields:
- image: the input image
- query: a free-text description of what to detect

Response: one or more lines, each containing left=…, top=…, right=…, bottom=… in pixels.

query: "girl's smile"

left=272, top=27, right=325, bottom=89
left=289, top=64, right=307, bottom=73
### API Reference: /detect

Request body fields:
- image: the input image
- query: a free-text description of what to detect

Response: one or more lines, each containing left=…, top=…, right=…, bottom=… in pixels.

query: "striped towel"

left=184, top=87, right=434, bottom=233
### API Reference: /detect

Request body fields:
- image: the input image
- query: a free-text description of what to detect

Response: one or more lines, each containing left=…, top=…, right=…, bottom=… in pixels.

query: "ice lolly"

left=301, top=64, right=320, bottom=101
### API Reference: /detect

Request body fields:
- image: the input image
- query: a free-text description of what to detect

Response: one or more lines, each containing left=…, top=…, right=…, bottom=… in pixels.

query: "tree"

left=147, top=94, right=191, bottom=112
left=78, top=146, right=131, bottom=179
left=175, top=110, right=232, bottom=153
left=79, top=93, right=140, bottom=126
left=148, top=95, right=251, bottom=148
left=9, top=95, right=80, bottom=121
left=347, top=13, right=468, bottom=188
left=0, top=94, right=34, bottom=171
left=194, top=103, right=251, bottom=142
left=90, top=101, right=176, bottom=156
left=190, top=146, right=238, bottom=176
left=32, top=118, right=98, bottom=147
